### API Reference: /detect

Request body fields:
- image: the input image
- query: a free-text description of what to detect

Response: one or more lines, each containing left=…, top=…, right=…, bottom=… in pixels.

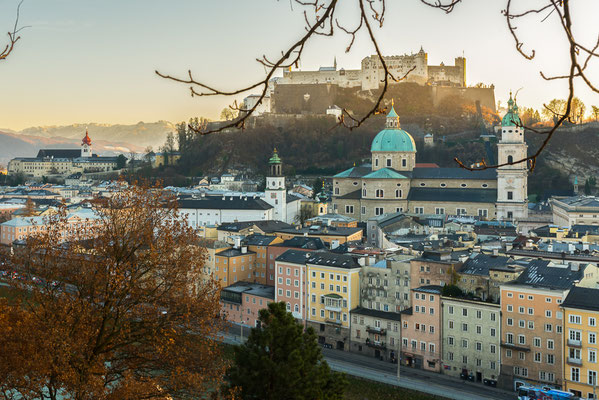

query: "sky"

left=0, top=0, right=597, bottom=130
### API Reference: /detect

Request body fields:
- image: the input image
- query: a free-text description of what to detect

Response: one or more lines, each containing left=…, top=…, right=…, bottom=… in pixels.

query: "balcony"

left=366, top=326, right=387, bottom=335
left=323, top=294, right=343, bottom=313
left=568, top=339, right=582, bottom=348
left=567, top=357, right=583, bottom=366
left=501, top=342, right=530, bottom=352
left=366, top=338, right=387, bottom=349
left=325, top=317, right=343, bottom=325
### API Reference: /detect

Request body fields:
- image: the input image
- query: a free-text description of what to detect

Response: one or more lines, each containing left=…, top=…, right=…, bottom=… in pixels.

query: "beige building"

left=550, top=196, right=599, bottom=228
left=8, top=130, right=119, bottom=179
left=441, top=296, right=501, bottom=385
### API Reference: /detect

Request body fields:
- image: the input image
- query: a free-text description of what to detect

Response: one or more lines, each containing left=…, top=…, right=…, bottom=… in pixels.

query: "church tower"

left=496, top=93, right=528, bottom=221
left=81, top=129, right=92, bottom=158
left=264, top=148, right=287, bottom=222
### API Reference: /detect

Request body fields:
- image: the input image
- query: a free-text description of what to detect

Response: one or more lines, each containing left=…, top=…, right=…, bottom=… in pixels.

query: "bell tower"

left=496, top=93, right=528, bottom=221
left=81, top=128, right=92, bottom=158
left=264, top=148, right=287, bottom=222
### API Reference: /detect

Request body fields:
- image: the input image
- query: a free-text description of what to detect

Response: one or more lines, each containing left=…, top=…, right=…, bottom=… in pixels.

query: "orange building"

left=246, top=234, right=283, bottom=285
left=214, top=247, right=257, bottom=286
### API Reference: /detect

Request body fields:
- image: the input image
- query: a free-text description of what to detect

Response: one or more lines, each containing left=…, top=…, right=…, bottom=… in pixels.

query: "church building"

left=332, top=95, right=528, bottom=222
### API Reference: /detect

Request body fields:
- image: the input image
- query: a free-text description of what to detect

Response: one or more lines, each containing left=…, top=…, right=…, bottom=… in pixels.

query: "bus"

left=517, top=387, right=580, bottom=400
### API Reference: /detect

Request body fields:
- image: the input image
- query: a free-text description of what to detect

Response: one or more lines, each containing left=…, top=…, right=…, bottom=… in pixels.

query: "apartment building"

left=220, top=281, right=275, bottom=327
left=410, top=251, right=464, bottom=289
left=499, top=260, right=583, bottom=391
left=441, top=296, right=501, bottom=385
left=274, top=249, right=311, bottom=321
left=350, top=307, right=402, bottom=361
left=561, top=286, right=599, bottom=399
left=266, top=237, right=326, bottom=285
left=306, top=252, right=361, bottom=351
left=401, top=285, right=443, bottom=372
left=360, top=255, right=414, bottom=313
left=246, top=234, right=283, bottom=284
left=214, top=247, right=257, bottom=286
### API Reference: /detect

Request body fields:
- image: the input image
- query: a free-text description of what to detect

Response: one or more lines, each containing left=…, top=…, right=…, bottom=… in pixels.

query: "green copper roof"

left=268, top=149, right=281, bottom=164
left=333, top=167, right=355, bottom=178
left=363, top=168, right=408, bottom=179
left=387, top=104, right=399, bottom=118
left=371, top=128, right=416, bottom=153
left=502, top=93, right=522, bottom=127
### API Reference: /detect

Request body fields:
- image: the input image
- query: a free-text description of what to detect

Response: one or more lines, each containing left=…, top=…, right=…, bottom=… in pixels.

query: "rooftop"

left=351, top=307, right=402, bottom=321
left=276, top=249, right=314, bottom=264
left=561, top=286, right=599, bottom=312
left=514, top=259, right=583, bottom=290
left=306, top=252, right=361, bottom=269
left=221, top=281, right=275, bottom=300
left=460, top=253, right=513, bottom=276
left=413, top=285, right=443, bottom=294
left=216, top=248, right=256, bottom=257
left=178, top=197, right=273, bottom=211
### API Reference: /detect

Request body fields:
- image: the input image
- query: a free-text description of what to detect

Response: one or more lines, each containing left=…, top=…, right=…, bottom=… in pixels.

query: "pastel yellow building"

left=306, top=252, right=361, bottom=351
left=561, top=286, right=599, bottom=399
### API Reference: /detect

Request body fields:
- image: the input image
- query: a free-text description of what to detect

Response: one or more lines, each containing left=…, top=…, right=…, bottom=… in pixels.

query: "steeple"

left=386, top=99, right=400, bottom=129
left=333, top=56, right=337, bottom=70
left=268, top=148, right=282, bottom=177
left=502, top=92, right=521, bottom=127
left=81, top=128, right=92, bottom=158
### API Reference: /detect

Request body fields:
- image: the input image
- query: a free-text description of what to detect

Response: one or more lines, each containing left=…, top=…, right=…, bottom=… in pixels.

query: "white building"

left=177, top=194, right=274, bottom=228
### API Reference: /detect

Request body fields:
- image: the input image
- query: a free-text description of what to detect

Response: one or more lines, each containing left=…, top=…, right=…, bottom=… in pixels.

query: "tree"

left=294, top=204, right=316, bottom=225
left=311, top=177, right=324, bottom=199
left=592, top=105, right=599, bottom=122
left=542, top=97, right=586, bottom=124
left=0, top=184, right=227, bottom=400
left=220, top=107, right=236, bottom=121
left=116, top=154, right=127, bottom=169
left=226, top=302, right=346, bottom=400
left=22, top=197, right=36, bottom=216
left=1, top=1, right=25, bottom=63
left=520, top=107, right=541, bottom=126
left=160, top=132, right=176, bottom=165
left=585, top=177, right=596, bottom=195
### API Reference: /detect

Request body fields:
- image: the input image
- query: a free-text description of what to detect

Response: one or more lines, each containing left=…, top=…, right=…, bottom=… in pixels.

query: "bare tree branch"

left=0, top=1, right=26, bottom=62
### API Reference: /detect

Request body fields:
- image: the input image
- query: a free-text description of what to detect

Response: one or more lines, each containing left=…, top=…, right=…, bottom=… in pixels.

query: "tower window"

left=402, top=159, right=407, bottom=167
left=334, top=188, right=339, bottom=195
left=375, top=158, right=379, bottom=167
left=507, top=191, right=513, bottom=200
left=386, top=158, right=392, bottom=167
left=507, top=155, right=513, bottom=164
left=482, top=184, right=488, bottom=188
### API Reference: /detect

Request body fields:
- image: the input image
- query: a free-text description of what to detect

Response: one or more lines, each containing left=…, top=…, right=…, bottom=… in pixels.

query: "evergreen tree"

left=227, top=302, right=346, bottom=400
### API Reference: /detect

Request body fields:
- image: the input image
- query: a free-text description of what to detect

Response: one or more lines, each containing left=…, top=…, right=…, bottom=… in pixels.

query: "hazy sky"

left=0, top=0, right=597, bottom=130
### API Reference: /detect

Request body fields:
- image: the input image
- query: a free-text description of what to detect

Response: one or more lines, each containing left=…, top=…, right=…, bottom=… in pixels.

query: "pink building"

left=274, top=249, right=311, bottom=322
left=400, top=285, right=443, bottom=372
left=220, top=281, right=275, bottom=328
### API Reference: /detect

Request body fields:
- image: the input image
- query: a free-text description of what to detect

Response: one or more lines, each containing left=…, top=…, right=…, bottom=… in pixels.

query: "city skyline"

left=0, top=0, right=597, bottom=130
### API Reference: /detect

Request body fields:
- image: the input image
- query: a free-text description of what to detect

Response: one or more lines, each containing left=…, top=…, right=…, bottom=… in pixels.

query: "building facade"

left=551, top=196, right=599, bottom=228
left=220, top=281, right=275, bottom=328
left=350, top=307, right=402, bottom=361
left=441, top=297, right=501, bottom=385
left=306, top=253, right=361, bottom=351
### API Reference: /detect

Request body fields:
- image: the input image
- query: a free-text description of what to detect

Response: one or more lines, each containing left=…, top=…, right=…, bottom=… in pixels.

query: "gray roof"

left=515, top=259, right=583, bottom=290
left=276, top=225, right=362, bottom=238
left=337, top=189, right=362, bottom=200
left=216, top=248, right=256, bottom=257
left=178, top=197, right=273, bottom=211
left=286, top=194, right=302, bottom=203
left=411, top=167, right=496, bottom=180
left=306, top=252, right=361, bottom=269
left=351, top=307, right=402, bottom=321
left=276, top=249, right=313, bottom=264
left=561, top=286, right=599, bottom=312
left=246, top=234, right=280, bottom=246
left=408, top=188, right=497, bottom=203
left=413, top=285, right=443, bottom=294
left=221, top=281, right=275, bottom=300
left=461, top=254, right=512, bottom=276
left=36, top=149, right=81, bottom=158
left=276, top=237, right=326, bottom=250
left=554, top=195, right=599, bottom=209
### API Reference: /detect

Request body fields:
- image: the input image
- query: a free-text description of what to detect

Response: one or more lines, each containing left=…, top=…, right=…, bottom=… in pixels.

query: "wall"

left=431, top=86, right=496, bottom=111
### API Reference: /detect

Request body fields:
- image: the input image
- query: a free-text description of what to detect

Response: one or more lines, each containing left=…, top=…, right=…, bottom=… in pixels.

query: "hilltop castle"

left=278, top=47, right=466, bottom=90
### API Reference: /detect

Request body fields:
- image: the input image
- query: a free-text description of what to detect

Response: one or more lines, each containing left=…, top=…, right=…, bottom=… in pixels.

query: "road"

left=222, top=326, right=515, bottom=400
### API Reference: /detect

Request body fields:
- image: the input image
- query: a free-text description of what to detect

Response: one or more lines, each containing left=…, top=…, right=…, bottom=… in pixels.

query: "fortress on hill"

left=246, top=48, right=496, bottom=116
left=279, top=47, right=466, bottom=90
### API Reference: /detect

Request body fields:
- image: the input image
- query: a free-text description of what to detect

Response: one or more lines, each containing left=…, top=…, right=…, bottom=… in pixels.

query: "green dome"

left=268, top=149, right=282, bottom=164
left=371, top=129, right=416, bottom=152
left=502, top=93, right=522, bottom=126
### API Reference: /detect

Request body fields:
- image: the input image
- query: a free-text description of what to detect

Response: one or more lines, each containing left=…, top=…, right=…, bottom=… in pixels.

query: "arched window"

left=286, top=302, right=291, bottom=311
left=294, top=304, right=299, bottom=313
left=362, top=189, right=367, bottom=197
left=395, top=189, right=400, bottom=198
left=375, top=158, right=379, bottom=167
left=507, top=155, right=513, bottom=164
left=376, top=189, right=384, bottom=198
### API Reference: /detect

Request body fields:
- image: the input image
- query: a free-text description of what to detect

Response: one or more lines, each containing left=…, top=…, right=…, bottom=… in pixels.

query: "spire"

left=334, top=56, right=337, bottom=70
left=386, top=99, right=400, bottom=129
left=82, top=128, right=92, bottom=146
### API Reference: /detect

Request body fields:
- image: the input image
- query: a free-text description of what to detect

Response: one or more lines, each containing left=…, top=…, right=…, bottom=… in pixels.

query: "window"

left=448, top=336, right=454, bottom=346
left=569, top=314, right=582, bottom=324
left=590, top=332, right=597, bottom=345
left=518, top=335, right=526, bottom=345
left=462, top=323, right=468, bottom=332
left=490, top=344, right=496, bottom=354
left=462, top=355, right=468, bottom=364
left=547, top=339, right=554, bottom=350
left=386, top=158, right=392, bottom=167
left=546, top=310, right=552, bottom=318
left=547, top=354, right=554, bottom=364
left=345, top=205, right=354, bottom=214
left=590, top=349, right=597, bottom=363
left=476, top=325, right=482, bottom=334
left=545, top=324, right=553, bottom=332
left=414, top=207, right=424, bottom=214
left=507, top=191, right=513, bottom=200
left=490, top=328, right=496, bottom=337
left=462, top=308, right=468, bottom=317
left=534, top=352, right=541, bottom=363
left=506, top=333, right=514, bottom=344
left=589, top=370, right=597, bottom=386
left=476, top=310, right=482, bottom=319
left=395, top=189, right=401, bottom=198
left=435, top=207, right=445, bottom=215
left=402, top=159, right=407, bottom=167
left=572, top=367, right=580, bottom=383
left=462, top=339, right=468, bottom=348
left=476, top=342, right=482, bottom=351
left=375, top=189, right=384, bottom=198
left=519, top=306, right=525, bottom=314
left=591, top=317, right=597, bottom=327
left=507, top=318, right=513, bottom=326
left=534, top=337, right=541, bottom=347
left=375, top=207, right=384, bottom=216
left=507, top=305, right=513, bottom=312
left=448, top=306, right=454, bottom=314
left=528, top=307, right=534, bottom=315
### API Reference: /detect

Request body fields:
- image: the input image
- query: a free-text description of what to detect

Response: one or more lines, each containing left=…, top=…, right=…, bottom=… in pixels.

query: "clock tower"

left=264, top=148, right=287, bottom=222
left=496, top=93, right=528, bottom=221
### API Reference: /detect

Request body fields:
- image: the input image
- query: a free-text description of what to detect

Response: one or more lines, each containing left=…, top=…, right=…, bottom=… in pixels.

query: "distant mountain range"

left=0, top=121, right=175, bottom=166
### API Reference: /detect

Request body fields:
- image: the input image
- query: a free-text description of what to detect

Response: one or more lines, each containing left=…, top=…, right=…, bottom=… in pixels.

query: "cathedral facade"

left=332, top=95, right=528, bottom=222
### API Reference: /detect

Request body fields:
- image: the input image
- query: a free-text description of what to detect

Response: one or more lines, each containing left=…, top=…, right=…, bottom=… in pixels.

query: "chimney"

left=241, top=246, right=247, bottom=254
left=234, top=237, right=241, bottom=249
left=571, top=263, right=580, bottom=272
left=492, top=249, right=499, bottom=256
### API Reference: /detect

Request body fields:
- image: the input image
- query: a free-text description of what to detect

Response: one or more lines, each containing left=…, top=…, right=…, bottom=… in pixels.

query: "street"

left=221, top=326, right=515, bottom=400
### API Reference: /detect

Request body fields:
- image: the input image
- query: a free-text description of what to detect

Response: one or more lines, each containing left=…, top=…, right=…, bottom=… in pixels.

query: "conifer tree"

left=227, top=302, right=346, bottom=400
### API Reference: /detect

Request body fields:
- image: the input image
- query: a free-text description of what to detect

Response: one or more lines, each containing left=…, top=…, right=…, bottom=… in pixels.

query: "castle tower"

left=496, top=93, right=528, bottom=221
left=316, top=182, right=328, bottom=215
left=81, top=128, right=92, bottom=158
left=264, top=148, right=287, bottom=222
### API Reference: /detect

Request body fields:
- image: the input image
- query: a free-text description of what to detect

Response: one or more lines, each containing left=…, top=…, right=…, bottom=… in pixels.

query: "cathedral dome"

left=371, top=103, right=416, bottom=153
left=501, top=93, right=522, bottom=126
